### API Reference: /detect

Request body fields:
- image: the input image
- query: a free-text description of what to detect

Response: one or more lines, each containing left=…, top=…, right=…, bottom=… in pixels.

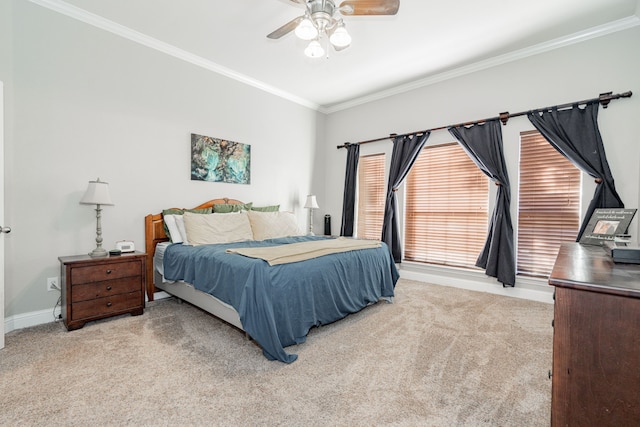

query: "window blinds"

left=517, top=130, right=581, bottom=277
left=405, top=143, right=489, bottom=268
left=356, top=154, right=386, bottom=240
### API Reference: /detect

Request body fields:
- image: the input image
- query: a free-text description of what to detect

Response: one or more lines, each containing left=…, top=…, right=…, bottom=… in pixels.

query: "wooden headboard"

left=143, top=197, right=245, bottom=301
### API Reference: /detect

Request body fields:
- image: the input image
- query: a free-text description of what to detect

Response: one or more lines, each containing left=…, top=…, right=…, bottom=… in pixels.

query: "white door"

left=1, top=81, right=5, bottom=349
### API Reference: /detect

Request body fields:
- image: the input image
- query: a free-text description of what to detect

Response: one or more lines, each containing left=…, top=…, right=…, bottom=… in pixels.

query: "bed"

left=144, top=198, right=399, bottom=363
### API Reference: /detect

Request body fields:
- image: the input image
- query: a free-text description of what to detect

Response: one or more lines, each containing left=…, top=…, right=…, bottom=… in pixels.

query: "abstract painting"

left=190, top=133, right=251, bottom=184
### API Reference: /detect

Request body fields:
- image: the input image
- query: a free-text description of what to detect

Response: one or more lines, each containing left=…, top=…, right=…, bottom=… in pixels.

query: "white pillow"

left=182, top=211, right=253, bottom=246
left=163, top=214, right=183, bottom=244
left=174, top=215, right=189, bottom=245
left=247, top=210, right=304, bottom=240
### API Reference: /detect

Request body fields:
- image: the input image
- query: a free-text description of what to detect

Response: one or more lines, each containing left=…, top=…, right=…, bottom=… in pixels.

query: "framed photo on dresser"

left=579, top=208, right=637, bottom=246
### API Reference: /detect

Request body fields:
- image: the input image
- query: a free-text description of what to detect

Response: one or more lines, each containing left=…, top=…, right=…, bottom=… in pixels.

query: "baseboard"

left=5, top=272, right=551, bottom=334
left=4, top=292, right=173, bottom=334
left=4, top=308, right=59, bottom=333
left=399, top=263, right=554, bottom=304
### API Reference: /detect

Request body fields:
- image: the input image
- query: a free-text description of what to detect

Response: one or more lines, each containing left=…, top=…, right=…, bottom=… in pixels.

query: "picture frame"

left=579, top=208, right=637, bottom=246
left=190, top=133, right=251, bottom=185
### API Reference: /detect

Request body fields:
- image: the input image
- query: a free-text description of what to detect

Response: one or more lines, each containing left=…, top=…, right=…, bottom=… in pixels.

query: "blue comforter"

left=162, top=235, right=399, bottom=363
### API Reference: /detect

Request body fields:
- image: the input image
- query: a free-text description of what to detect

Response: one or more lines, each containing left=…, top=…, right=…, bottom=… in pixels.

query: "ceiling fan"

left=267, top=0, right=400, bottom=58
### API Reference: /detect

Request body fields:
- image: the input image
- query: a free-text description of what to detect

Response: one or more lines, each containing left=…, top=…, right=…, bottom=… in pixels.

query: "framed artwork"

left=191, top=133, right=251, bottom=184
left=579, top=208, right=637, bottom=245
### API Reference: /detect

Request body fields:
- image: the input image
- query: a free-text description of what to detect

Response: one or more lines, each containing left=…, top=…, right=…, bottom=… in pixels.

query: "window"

left=517, top=131, right=581, bottom=277
left=356, top=154, right=386, bottom=240
left=405, top=143, right=489, bottom=268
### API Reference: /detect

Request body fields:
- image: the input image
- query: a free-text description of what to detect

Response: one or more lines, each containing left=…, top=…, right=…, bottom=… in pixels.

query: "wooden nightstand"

left=59, top=252, right=146, bottom=330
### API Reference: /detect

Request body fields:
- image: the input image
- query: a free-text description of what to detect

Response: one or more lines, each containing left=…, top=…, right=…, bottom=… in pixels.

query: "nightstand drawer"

left=59, top=252, right=147, bottom=330
left=72, top=291, right=142, bottom=320
left=71, top=260, right=141, bottom=284
left=71, top=276, right=143, bottom=302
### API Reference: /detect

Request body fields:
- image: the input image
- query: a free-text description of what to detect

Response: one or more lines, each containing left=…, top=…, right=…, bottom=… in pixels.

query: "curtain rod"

left=336, top=90, right=632, bottom=149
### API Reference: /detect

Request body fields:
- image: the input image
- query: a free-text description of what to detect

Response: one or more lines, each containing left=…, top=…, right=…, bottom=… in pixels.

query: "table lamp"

left=80, top=178, right=114, bottom=257
left=304, top=195, right=319, bottom=235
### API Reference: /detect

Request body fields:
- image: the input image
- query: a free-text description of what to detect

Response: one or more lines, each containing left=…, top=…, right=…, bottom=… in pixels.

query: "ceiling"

left=34, top=0, right=640, bottom=112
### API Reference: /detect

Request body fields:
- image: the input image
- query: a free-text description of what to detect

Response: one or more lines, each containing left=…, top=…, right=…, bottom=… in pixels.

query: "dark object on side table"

left=324, top=214, right=331, bottom=236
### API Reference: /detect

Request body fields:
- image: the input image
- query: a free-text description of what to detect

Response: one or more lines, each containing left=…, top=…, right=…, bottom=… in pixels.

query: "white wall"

left=323, top=27, right=640, bottom=300
left=3, top=2, right=639, bottom=325
left=2, top=1, right=321, bottom=320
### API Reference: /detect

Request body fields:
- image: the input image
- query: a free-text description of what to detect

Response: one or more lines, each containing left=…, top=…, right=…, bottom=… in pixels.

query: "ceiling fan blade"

left=339, top=0, right=399, bottom=15
left=267, top=16, right=304, bottom=39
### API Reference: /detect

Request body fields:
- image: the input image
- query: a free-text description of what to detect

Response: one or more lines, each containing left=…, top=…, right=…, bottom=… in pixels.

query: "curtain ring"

left=595, top=178, right=603, bottom=184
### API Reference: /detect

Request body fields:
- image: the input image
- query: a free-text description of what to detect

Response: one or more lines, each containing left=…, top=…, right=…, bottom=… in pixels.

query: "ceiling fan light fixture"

left=304, top=40, right=325, bottom=58
left=295, top=17, right=318, bottom=40
left=329, top=23, right=351, bottom=48
left=268, top=0, right=400, bottom=57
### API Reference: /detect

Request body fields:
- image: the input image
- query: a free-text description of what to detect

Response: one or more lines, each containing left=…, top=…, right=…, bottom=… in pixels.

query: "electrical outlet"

left=47, top=277, right=59, bottom=292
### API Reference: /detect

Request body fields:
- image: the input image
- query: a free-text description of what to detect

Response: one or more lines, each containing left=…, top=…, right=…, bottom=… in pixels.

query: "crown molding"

left=321, top=15, right=640, bottom=114
left=28, top=0, right=320, bottom=111
left=27, top=0, right=639, bottom=115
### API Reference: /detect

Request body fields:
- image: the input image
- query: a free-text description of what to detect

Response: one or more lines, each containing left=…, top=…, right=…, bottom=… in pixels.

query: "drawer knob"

left=106, top=286, right=112, bottom=291
left=106, top=302, right=112, bottom=307
left=106, top=269, right=112, bottom=274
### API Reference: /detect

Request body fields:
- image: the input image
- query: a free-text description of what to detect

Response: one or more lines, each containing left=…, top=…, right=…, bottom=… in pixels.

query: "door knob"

left=0, top=226, right=11, bottom=234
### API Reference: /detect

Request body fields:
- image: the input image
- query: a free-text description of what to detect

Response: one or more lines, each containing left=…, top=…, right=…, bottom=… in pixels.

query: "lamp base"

left=307, top=208, right=315, bottom=236
left=89, top=247, right=109, bottom=258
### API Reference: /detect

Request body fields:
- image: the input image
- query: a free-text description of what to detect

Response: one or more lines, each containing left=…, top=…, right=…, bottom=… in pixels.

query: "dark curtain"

left=340, top=143, right=360, bottom=237
left=381, top=132, right=430, bottom=263
left=527, top=102, right=624, bottom=239
left=449, top=120, right=515, bottom=287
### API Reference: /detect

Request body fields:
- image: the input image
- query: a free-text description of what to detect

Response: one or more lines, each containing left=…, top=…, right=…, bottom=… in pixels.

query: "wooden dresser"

left=549, top=243, right=640, bottom=426
left=59, top=252, right=146, bottom=330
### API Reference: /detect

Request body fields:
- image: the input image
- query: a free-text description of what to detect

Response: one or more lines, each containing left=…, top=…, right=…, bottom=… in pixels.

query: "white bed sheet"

left=153, top=241, right=171, bottom=278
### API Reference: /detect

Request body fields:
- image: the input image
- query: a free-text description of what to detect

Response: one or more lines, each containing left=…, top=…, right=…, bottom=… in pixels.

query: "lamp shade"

left=329, top=24, right=351, bottom=48
left=295, top=17, right=318, bottom=41
left=304, top=195, right=319, bottom=209
left=304, top=40, right=325, bottom=58
left=80, top=178, right=114, bottom=206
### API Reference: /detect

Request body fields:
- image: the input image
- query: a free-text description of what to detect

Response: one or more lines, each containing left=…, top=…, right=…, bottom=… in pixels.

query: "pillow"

left=162, top=207, right=212, bottom=240
left=182, top=211, right=253, bottom=246
left=213, top=203, right=253, bottom=213
left=251, top=205, right=280, bottom=212
left=163, top=214, right=183, bottom=244
left=247, top=210, right=304, bottom=241
left=174, top=215, right=189, bottom=245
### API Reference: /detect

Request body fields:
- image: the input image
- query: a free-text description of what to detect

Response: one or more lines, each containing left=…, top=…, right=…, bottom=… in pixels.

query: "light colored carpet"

left=0, top=279, right=553, bottom=426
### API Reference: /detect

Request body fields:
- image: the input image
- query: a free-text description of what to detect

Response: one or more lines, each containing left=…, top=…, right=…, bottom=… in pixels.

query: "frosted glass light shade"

left=330, top=26, right=351, bottom=48
left=295, top=18, right=318, bottom=40
left=304, top=40, right=324, bottom=58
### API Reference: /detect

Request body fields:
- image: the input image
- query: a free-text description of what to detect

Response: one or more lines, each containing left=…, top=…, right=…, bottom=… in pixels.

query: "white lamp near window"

left=304, top=195, right=319, bottom=235
left=80, top=178, right=114, bottom=257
